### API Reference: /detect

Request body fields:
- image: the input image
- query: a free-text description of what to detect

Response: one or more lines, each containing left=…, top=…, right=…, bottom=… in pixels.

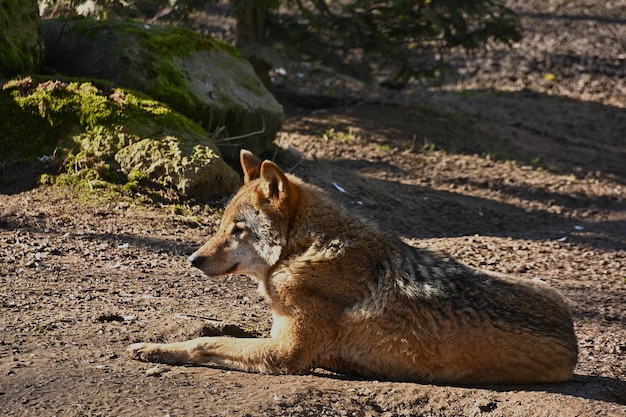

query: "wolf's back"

left=346, top=241, right=578, bottom=383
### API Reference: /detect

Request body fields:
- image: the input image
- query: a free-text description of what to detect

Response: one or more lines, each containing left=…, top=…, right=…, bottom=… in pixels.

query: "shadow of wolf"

left=129, top=150, right=578, bottom=385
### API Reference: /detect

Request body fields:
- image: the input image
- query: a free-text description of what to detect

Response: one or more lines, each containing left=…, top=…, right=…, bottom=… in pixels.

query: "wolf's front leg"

left=128, top=337, right=308, bottom=374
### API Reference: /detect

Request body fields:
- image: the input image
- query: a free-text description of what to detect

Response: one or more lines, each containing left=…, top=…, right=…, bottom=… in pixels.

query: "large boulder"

left=0, top=77, right=241, bottom=200
left=0, top=0, right=44, bottom=78
left=41, top=18, right=284, bottom=161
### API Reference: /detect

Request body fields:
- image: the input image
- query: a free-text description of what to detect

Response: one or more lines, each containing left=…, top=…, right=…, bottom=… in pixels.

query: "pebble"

left=145, top=366, right=171, bottom=377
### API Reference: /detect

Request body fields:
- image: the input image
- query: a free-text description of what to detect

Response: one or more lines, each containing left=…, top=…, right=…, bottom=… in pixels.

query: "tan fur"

left=128, top=150, right=578, bottom=384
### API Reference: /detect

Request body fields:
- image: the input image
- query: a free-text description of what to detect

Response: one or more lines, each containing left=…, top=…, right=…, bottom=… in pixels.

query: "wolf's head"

left=188, top=150, right=298, bottom=280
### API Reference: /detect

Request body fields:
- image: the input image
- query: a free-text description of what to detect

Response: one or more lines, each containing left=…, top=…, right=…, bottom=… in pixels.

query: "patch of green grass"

left=171, top=204, right=185, bottom=215
left=422, top=138, right=436, bottom=152
left=486, top=150, right=499, bottom=160
left=320, top=127, right=355, bottom=143
left=529, top=156, right=560, bottom=173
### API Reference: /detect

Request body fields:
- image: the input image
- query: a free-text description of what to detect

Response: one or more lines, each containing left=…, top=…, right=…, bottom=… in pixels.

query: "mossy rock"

left=0, top=77, right=240, bottom=200
left=0, top=0, right=44, bottom=78
left=41, top=18, right=284, bottom=162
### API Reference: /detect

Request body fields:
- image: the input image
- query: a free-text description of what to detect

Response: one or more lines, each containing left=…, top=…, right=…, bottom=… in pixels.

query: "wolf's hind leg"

left=128, top=337, right=307, bottom=374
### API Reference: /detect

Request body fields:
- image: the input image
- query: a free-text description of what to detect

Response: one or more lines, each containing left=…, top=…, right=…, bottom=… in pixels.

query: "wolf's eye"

left=232, top=223, right=245, bottom=236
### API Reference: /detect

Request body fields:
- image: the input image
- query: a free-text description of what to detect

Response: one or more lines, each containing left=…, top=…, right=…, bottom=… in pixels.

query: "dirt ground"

left=1, top=1, right=625, bottom=416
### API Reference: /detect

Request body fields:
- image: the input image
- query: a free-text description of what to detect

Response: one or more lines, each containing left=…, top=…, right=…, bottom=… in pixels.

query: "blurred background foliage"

left=39, top=0, right=521, bottom=85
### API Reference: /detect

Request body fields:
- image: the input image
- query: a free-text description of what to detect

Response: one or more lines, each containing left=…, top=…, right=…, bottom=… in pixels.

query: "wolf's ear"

left=240, top=149, right=262, bottom=184
left=259, top=160, right=297, bottom=216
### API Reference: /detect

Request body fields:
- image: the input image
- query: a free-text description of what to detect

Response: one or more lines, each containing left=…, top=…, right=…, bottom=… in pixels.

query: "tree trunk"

left=234, top=2, right=268, bottom=48
left=233, top=1, right=271, bottom=86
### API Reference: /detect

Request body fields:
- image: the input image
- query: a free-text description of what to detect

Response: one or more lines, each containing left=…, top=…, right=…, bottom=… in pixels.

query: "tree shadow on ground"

left=0, top=160, right=50, bottom=195
left=292, top=157, right=625, bottom=250
left=283, top=88, right=626, bottom=183
left=484, top=374, right=626, bottom=406
left=428, top=89, right=626, bottom=181
left=312, top=371, right=626, bottom=406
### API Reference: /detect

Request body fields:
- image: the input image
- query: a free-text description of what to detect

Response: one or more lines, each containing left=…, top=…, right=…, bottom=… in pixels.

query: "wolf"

left=128, top=150, right=578, bottom=384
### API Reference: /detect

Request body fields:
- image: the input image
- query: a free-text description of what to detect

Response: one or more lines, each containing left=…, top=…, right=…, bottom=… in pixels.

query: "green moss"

left=64, top=18, right=237, bottom=58
left=127, top=169, right=147, bottom=183
left=47, top=169, right=132, bottom=202
left=41, top=17, right=283, bottom=158
left=1, top=76, right=239, bottom=201
left=130, top=24, right=230, bottom=58
left=171, top=204, right=185, bottom=215
left=151, top=65, right=199, bottom=118
left=122, top=180, right=140, bottom=194
left=124, top=77, right=204, bottom=132
left=0, top=0, right=44, bottom=77
left=53, top=18, right=243, bottom=121
left=38, top=173, right=54, bottom=185
left=44, top=18, right=244, bottom=127
left=1, top=79, right=87, bottom=158
left=0, top=77, right=203, bottom=159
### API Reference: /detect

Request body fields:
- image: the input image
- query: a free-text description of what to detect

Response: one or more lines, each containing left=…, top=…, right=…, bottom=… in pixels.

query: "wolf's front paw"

left=128, top=342, right=193, bottom=365
left=127, top=342, right=165, bottom=363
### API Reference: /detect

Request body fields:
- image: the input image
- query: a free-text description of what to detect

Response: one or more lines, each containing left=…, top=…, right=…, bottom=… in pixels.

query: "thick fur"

left=128, top=150, right=578, bottom=384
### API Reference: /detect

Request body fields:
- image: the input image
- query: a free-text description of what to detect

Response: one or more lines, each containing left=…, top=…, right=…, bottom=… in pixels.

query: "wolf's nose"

left=188, top=253, right=204, bottom=268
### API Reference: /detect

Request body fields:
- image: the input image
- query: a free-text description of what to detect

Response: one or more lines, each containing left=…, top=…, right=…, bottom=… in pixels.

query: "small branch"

left=53, top=0, right=77, bottom=57
left=217, top=115, right=266, bottom=142
left=176, top=313, right=222, bottom=322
